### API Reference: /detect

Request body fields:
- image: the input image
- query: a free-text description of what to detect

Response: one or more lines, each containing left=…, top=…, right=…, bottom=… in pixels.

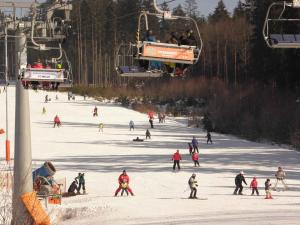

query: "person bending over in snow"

left=75, top=173, right=86, bottom=194
left=146, top=129, right=151, bottom=139
left=192, top=151, right=200, bottom=167
left=53, top=115, right=61, bottom=128
left=265, top=178, right=272, bottom=199
left=188, top=173, right=198, bottom=199
left=250, top=177, right=259, bottom=196
left=172, top=150, right=182, bottom=171
left=67, top=180, right=78, bottom=196
left=233, top=171, right=247, bottom=195
left=115, top=170, right=134, bottom=196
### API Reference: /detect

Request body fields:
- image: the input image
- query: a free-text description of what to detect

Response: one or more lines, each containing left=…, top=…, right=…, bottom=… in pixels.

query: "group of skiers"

left=234, top=167, right=288, bottom=199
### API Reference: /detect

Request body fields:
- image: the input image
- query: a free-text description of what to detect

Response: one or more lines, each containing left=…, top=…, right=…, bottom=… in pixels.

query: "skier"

left=55, top=94, right=59, bottom=100
left=265, top=178, right=273, bottom=199
left=273, top=166, right=288, bottom=191
left=53, top=115, right=61, bottom=128
left=129, top=120, right=134, bottom=131
left=42, top=106, right=46, bottom=115
left=233, top=171, right=247, bottom=195
left=93, top=106, right=98, bottom=117
left=250, top=177, right=259, bottom=196
left=120, top=180, right=129, bottom=196
left=115, top=170, right=134, bottom=196
left=75, top=173, right=86, bottom=194
left=172, top=150, right=182, bottom=171
left=67, top=180, right=78, bottom=196
left=192, top=151, right=200, bottom=167
left=145, top=129, right=151, bottom=139
left=191, top=136, right=199, bottom=153
left=149, top=118, right=154, bottom=129
left=45, top=95, right=49, bottom=103
left=206, top=131, right=213, bottom=144
left=98, top=123, right=104, bottom=132
left=188, top=143, right=193, bottom=155
left=188, top=173, right=198, bottom=199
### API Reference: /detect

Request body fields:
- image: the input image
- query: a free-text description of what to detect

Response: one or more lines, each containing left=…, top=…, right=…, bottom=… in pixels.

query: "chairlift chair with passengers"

left=20, top=1, right=73, bottom=88
left=115, top=0, right=203, bottom=78
left=263, top=0, right=300, bottom=48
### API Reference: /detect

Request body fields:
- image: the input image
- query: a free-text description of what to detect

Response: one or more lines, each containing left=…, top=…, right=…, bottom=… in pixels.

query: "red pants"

left=115, top=185, right=133, bottom=196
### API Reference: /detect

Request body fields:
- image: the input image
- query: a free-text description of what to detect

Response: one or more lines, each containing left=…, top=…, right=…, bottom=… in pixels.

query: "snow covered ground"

left=0, top=86, right=300, bottom=225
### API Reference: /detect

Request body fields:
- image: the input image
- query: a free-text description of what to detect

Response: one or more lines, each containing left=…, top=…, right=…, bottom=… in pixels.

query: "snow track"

left=0, top=87, right=299, bottom=225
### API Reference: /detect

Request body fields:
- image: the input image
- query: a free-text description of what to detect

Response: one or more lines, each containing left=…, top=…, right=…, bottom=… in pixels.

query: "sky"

left=161, top=0, right=242, bottom=16
left=4, top=0, right=242, bottom=17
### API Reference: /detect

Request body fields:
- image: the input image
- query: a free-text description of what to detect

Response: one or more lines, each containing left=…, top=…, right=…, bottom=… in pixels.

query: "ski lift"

left=20, top=1, right=73, bottom=89
left=115, top=0, right=203, bottom=78
left=263, top=0, right=300, bottom=48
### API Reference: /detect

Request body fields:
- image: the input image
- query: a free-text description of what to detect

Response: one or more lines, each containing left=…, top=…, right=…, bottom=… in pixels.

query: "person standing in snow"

left=145, top=129, right=151, bottom=139
left=42, top=106, right=46, bottom=115
left=129, top=120, right=134, bottom=131
left=98, top=123, right=104, bottom=132
left=250, top=177, right=259, bottom=196
left=192, top=151, right=200, bottom=167
left=206, top=131, right=213, bottom=144
left=265, top=178, right=273, bottom=199
left=233, top=171, right=247, bottom=195
left=75, top=173, right=86, bottom=194
left=172, top=150, right=182, bottom=171
left=115, top=170, right=134, bottom=196
left=149, top=118, right=154, bottom=128
left=93, top=106, right=98, bottom=117
left=188, top=143, right=193, bottom=155
left=191, top=136, right=199, bottom=153
left=273, top=166, right=288, bottom=191
left=188, top=173, right=198, bottom=199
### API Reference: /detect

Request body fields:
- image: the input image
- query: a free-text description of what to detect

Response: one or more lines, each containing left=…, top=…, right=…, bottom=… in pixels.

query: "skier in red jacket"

left=53, top=115, right=61, bottom=128
left=192, top=151, right=200, bottom=167
left=114, top=170, right=134, bottom=196
left=250, top=177, right=259, bottom=196
left=172, top=150, right=182, bottom=171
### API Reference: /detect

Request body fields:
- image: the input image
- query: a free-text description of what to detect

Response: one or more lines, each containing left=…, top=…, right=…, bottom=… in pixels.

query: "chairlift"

left=115, top=0, right=203, bottom=78
left=263, top=0, right=300, bottom=48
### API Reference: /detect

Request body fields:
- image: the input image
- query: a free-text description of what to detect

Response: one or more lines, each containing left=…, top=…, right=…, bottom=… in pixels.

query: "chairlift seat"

left=118, top=66, right=162, bottom=77
left=139, top=41, right=198, bottom=64
left=23, top=68, right=65, bottom=82
left=269, top=34, right=300, bottom=48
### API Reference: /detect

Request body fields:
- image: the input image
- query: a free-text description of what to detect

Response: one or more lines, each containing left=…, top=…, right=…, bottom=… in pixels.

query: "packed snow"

left=0, top=86, right=300, bottom=225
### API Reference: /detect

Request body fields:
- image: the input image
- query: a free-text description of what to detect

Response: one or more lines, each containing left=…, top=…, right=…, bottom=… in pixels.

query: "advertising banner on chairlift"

left=143, top=43, right=194, bottom=62
left=23, top=69, right=64, bottom=82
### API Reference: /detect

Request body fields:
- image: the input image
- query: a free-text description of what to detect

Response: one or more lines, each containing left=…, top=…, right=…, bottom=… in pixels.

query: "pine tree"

left=208, top=0, right=230, bottom=23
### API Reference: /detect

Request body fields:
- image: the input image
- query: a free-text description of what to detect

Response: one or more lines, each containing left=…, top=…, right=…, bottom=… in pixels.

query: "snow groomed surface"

left=0, top=87, right=299, bottom=225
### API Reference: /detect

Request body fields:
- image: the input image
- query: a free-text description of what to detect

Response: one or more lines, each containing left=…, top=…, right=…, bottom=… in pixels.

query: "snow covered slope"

left=0, top=87, right=300, bottom=225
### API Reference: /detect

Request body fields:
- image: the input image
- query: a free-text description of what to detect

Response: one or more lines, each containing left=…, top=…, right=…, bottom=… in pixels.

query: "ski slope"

left=0, top=86, right=300, bottom=225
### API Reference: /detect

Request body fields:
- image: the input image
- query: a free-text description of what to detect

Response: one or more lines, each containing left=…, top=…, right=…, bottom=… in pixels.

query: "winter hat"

left=240, top=171, right=244, bottom=175
left=253, top=177, right=256, bottom=180
left=123, top=170, right=126, bottom=173
left=192, top=173, right=196, bottom=177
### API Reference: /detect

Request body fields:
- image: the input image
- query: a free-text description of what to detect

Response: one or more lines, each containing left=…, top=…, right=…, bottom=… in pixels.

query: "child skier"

left=98, top=123, right=104, bottom=132
left=206, top=131, right=213, bottom=144
left=188, top=143, right=193, bottom=155
left=129, top=120, right=134, bottom=131
left=250, top=177, right=259, bottom=196
left=265, top=178, right=272, bottom=199
left=191, top=136, right=199, bottom=153
left=145, top=129, right=151, bottom=139
left=53, top=115, right=61, bottom=128
left=188, top=173, right=198, bottom=199
left=172, top=150, right=182, bottom=171
left=192, top=151, right=200, bottom=167
left=75, top=173, right=86, bottom=194
left=93, top=106, right=98, bottom=117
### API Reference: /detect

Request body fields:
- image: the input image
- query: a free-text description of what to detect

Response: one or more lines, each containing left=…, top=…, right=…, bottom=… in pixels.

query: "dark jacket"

left=235, top=174, right=247, bottom=186
left=68, top=181, right=78, bottom=193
